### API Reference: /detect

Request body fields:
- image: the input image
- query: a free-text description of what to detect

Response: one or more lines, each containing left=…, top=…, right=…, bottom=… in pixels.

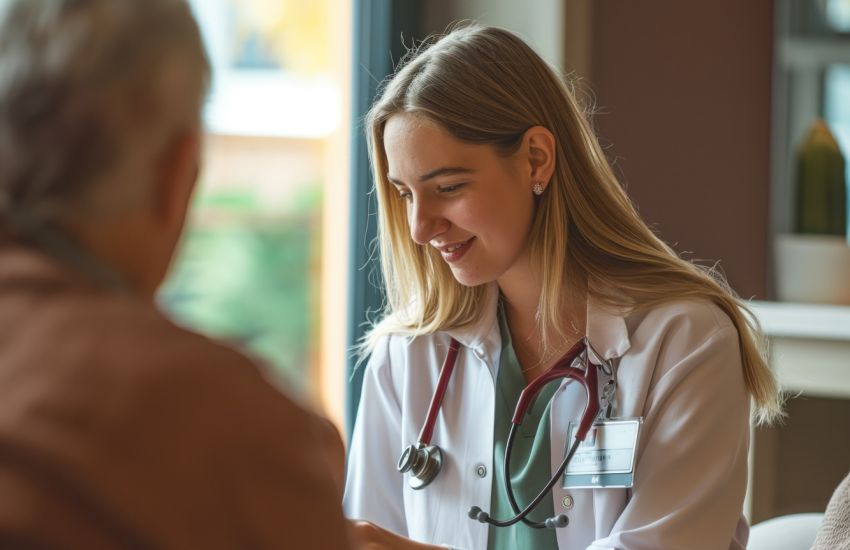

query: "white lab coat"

left=344, top=284, right=750, bottom=550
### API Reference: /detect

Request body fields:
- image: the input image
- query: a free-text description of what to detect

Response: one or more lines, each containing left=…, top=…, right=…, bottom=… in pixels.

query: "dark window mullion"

left=347, top=0, right=422, bottom=439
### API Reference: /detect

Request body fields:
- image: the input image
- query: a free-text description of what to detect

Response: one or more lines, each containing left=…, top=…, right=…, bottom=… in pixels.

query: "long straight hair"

left=363, top=24, right=782, bottom=425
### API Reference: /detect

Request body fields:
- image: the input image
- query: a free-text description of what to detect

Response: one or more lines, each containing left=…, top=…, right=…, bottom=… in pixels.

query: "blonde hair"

left=363, top=24, right=782, bottom=425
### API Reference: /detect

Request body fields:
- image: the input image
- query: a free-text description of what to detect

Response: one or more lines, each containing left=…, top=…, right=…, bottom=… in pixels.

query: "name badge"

left=562, top=418, right=642, bottom=489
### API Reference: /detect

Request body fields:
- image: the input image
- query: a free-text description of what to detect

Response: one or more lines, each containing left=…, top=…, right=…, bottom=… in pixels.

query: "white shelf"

left=749, top=300, right=850, bottom=341
left=747, top=300, right=850, bottom=399
left=780, top=36, right=850, bottom=68
left=744, top=300, right=850, bottom=519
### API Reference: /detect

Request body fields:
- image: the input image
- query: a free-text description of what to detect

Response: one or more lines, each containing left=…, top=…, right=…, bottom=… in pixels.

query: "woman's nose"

left=409, top=197, right=448, bottom=245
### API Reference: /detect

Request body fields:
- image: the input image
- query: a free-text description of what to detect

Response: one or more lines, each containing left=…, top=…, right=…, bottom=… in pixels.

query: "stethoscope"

left=397, top=336, right=610, bottom=530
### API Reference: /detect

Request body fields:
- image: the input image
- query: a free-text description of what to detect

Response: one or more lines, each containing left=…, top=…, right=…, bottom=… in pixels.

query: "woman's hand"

left=348, top=520, right=449, bottom=550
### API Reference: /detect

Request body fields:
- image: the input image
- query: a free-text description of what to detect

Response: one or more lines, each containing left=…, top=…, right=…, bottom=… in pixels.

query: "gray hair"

left=0, top=0, right=210, bottom=220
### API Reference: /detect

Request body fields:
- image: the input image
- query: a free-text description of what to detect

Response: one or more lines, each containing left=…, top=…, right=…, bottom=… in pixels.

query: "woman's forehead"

left=383, top=114, right=494, bottom=178
left=384, top=113, right=448, bottom=146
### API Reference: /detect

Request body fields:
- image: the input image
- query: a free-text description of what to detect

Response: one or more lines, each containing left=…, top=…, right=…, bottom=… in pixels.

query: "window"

left=158, top=0, right=351, bottom=428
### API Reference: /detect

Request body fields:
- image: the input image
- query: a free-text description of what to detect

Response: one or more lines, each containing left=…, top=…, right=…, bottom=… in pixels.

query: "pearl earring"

left=532, top=182, right=545, bottom=196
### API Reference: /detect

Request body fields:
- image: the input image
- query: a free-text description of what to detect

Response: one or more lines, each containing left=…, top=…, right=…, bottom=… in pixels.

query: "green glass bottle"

left=794, top=119, right=848, bottom=236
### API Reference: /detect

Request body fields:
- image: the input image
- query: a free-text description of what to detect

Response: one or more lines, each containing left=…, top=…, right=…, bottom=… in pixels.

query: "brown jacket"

left=0, top=247, right=351, bottom=549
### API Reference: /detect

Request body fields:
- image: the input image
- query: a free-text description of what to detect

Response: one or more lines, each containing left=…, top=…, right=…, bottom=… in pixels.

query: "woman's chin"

left=450, top=268, right=493, bottom=288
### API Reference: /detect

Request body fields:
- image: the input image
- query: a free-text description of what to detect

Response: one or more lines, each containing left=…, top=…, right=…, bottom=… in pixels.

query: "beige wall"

left=423, top=0, right=565, bottom=69
left=201, top=135, right=323, bottom=207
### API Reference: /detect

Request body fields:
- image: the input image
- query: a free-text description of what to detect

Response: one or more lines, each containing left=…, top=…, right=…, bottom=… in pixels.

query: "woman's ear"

left=524, top=126, right=556, bottom=192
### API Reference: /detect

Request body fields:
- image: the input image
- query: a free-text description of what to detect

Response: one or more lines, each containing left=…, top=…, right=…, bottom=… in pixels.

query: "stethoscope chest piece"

left=397, top=443, right=443, bottom=490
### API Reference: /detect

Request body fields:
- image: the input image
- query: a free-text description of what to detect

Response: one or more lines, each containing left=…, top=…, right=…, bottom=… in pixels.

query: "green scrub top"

left=488, top=305, right=560, bottom=550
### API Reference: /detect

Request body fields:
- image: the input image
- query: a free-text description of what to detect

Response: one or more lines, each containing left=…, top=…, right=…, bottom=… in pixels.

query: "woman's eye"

left=438, top=183, right=465, bottom=194
left=398, top=190, right=412, bottom=201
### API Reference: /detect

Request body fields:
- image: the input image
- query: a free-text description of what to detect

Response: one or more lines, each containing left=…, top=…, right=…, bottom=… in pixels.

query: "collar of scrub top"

left=443, top=282, right=632, bottom=364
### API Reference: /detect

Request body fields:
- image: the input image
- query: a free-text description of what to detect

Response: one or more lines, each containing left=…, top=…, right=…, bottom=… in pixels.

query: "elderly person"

left=0, top=0, right=350, bottom=548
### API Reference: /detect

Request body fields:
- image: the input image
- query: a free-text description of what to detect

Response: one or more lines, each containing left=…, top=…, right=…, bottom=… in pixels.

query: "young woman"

left=344, top=24, right=782, bottom=550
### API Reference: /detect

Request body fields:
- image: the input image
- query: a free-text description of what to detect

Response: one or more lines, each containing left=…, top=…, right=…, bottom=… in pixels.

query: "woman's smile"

left=435, top=236, right=475, bottom=263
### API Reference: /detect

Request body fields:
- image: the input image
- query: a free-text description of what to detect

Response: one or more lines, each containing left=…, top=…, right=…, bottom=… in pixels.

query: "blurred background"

left=160, top=0, right=850, bottom=528
left=159, top=0, right=351, bottom=412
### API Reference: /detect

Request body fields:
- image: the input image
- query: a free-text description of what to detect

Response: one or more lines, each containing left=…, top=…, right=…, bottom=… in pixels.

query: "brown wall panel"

left=588, top=1, right=774, bottom=298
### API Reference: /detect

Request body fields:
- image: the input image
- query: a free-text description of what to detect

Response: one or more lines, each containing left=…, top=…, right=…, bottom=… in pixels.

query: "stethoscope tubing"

left=418, top=339, right=460, bottom=446
left=402, top=335, right=609, bottom=532
left=469, top=339, right=600, bottom=529
left=397, top=339, right=462, bottom=490
left=503, top=433, right=582, bottom=528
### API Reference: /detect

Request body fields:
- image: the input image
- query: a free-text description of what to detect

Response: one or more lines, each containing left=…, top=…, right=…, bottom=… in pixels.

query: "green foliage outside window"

left=158, top=185, right=322, bottom=395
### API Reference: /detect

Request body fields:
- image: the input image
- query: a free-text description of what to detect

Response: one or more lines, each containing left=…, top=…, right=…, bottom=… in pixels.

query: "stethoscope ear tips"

left=467, top=506, right=490, bottom=524
left=544, top=514, right=569, bottom=529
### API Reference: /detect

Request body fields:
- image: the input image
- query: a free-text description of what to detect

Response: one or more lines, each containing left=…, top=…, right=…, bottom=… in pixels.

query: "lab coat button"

left=562, top=495, right=574, bottom=510
left=475, top=463, right=487, bottom=478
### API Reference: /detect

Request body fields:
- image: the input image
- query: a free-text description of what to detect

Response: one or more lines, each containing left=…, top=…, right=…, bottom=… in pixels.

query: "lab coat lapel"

left=444, top=283, right=500, bottom=348
left=551, top=298, right=631, bottom=549
left=586, top=298, right=631, bottom=362
left=444, top=283, right=502, bottom=380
